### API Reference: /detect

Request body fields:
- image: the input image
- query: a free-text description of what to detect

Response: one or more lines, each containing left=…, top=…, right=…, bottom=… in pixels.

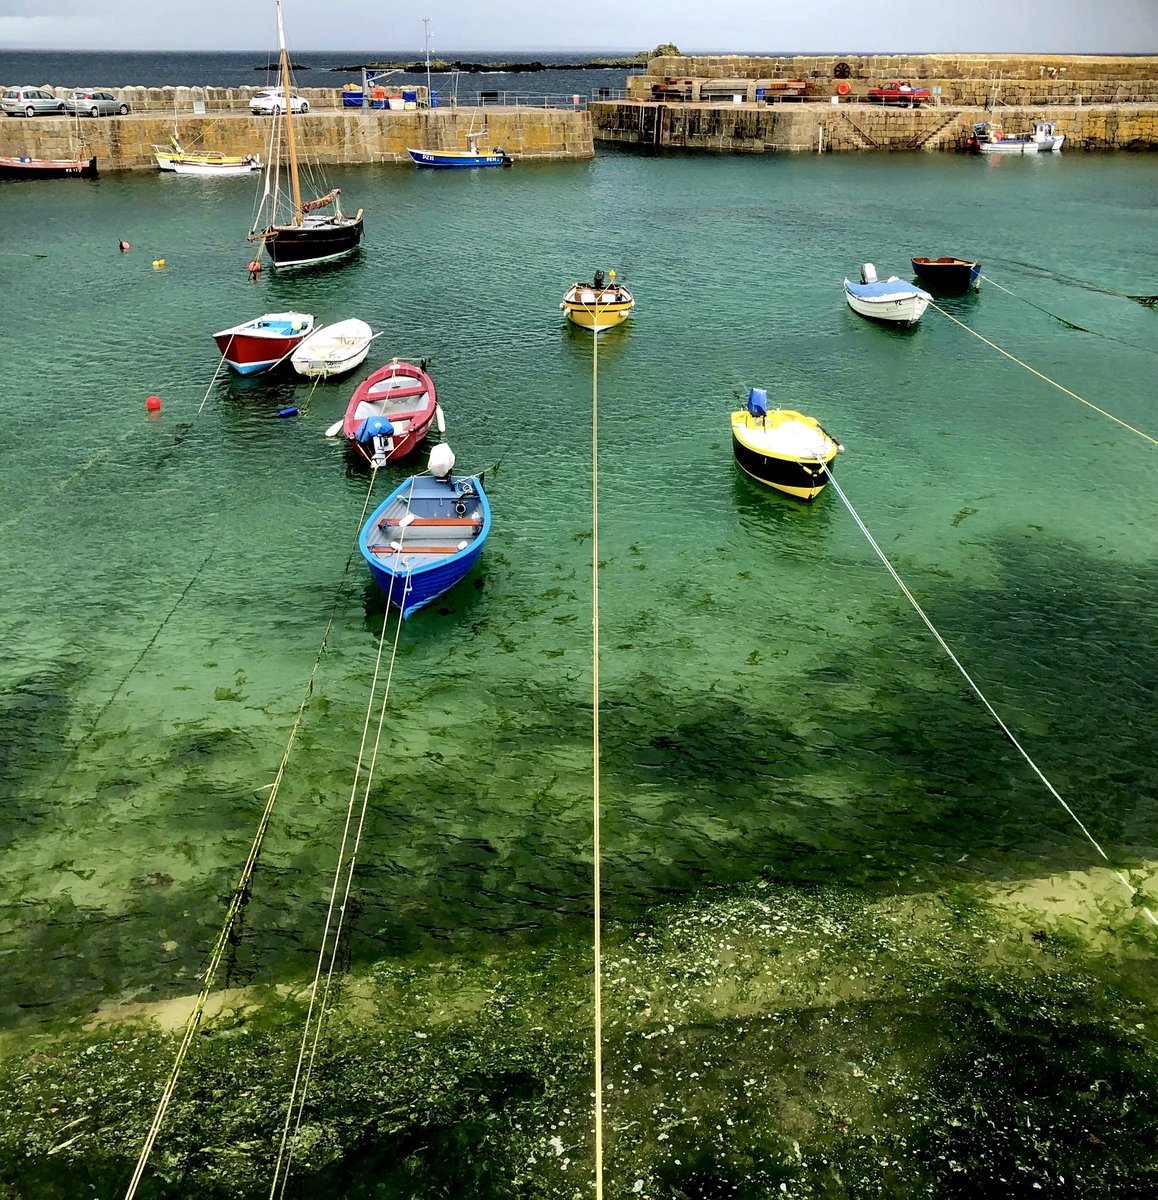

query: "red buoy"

left=119, top=239, right=131, bottom=252
left=146, top=395, right=162, bottom=413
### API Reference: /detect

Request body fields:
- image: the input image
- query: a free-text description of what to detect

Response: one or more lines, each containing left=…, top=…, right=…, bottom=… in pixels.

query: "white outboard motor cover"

left=860, top=263, right=878, bottom=284
left=428, top=442, right=456, bottom=480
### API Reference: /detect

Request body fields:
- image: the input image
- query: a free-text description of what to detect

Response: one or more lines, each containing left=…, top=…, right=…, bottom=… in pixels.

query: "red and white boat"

left=212, top=311, right=314, bottom=375
left=341, top=359, right=443, bottom=467
left=0, top=154, right=97, bottom=180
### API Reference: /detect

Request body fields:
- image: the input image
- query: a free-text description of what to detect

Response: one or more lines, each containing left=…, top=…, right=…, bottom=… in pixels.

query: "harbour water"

left=0, top=146, right=1155, bottom=1196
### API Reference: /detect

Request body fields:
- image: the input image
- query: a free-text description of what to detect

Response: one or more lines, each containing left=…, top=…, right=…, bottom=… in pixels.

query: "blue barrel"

left=756, top=87, right=765, bottom=103
left=430, top=90, right=439, bottom=108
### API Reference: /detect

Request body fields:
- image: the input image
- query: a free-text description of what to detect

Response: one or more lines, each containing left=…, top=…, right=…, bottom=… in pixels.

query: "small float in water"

left=730, top=387, right=843, bottom=501
left=359, top=443, right=491, bottom=618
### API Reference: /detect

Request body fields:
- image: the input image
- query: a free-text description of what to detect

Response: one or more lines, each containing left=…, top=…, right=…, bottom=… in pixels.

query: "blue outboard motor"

left=355, top=415, right=395, bottom=468
left=747, top=387, right=768, bottom=419
left=355, top=415, right=395, bottom=443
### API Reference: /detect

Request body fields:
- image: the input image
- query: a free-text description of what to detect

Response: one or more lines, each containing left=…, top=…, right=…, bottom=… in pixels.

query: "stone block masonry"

left=0, top=87, right=593, bottom=170
left=592, top=102, right=1158, bottom=153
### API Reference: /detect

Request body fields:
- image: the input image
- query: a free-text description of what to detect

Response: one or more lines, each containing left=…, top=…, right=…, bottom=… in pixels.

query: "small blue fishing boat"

left=358, top=446, right=491, bottom=618
left=407, top=131, right=512, bottom=169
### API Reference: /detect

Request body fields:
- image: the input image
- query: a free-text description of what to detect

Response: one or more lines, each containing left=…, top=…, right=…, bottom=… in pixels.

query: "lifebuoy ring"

left=836, top=81, right=851, bottom=96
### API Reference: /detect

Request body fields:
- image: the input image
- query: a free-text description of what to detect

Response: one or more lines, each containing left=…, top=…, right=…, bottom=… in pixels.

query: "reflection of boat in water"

left=911, top=256, right=981, bottom=292
left=359, top=445, right=491, bottom=618
left=730, top=387, right=843, bottom=501
left=560, top=268, right=634, bottom=331
left=843, top=263, right=930, bottom=327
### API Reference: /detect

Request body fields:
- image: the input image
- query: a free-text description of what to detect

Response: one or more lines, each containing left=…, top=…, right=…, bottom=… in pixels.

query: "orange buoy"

left=247, top=259, right=263, bottom=279
left=146, top=395, right=162, bottom=413
left=118, top=239, right=130, bottom=252
left=836, top=81, right=851, bottom=96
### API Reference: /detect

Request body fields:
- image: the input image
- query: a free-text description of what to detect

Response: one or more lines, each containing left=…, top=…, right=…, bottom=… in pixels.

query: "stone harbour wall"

left=0, top=94, right=593, bottom=170
left=592, top=101, right=1158, bottom=153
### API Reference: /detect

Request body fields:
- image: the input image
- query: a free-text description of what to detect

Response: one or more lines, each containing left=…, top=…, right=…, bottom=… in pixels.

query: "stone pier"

left=0, top=87, right=593, bottom=170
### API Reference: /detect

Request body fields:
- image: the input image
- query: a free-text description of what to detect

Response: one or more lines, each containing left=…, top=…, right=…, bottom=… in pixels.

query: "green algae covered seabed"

left=0, top=148, right=1155, bottom=1197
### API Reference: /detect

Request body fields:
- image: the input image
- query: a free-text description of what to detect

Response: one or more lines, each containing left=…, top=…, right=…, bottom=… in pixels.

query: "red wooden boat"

left=342, top=359, right=442, bottom=467
left=0, top=154, right=97, bottom=180
left=211, top=311, right=314, bottom=375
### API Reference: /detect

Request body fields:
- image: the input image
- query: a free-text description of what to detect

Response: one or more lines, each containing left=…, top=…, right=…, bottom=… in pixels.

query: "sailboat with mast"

left=248, top=0, right=364, bottom=269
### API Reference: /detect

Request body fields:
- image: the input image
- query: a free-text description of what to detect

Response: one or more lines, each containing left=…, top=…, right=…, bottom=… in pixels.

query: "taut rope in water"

left=270, top=499, right=417, bottom=1199
left=929, top=301, right=1156, bottom=445
left=821, top=463, right=1157, bottom=929
left=124, top=471, right=383, bottom=1200
left=591, top=314, right=605, bottom=1200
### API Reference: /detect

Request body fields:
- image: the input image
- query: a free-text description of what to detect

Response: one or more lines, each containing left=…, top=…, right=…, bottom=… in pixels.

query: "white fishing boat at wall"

left=1031, top=121, right=1065, bottom=151
left=843, top=264, right=931, bottom=327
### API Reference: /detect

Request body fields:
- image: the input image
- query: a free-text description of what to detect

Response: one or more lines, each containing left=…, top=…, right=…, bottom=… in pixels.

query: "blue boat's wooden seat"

left=378, top=516, right=481, bottom=528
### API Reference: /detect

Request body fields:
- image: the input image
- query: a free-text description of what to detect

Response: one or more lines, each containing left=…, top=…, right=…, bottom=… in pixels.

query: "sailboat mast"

left=276, top=0, right=304, bottom=224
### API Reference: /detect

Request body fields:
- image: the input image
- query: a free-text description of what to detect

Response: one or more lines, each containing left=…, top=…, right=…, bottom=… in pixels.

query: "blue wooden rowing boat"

left=359, top=469, right=491, bottom=618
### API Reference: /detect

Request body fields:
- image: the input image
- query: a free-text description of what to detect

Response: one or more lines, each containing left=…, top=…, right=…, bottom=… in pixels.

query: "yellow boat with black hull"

left=730, top=388, right=843, bottom=501
left=560, top=268, right=634, bottom=331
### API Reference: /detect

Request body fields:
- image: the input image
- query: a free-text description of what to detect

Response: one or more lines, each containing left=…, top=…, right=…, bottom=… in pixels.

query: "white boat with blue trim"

left=843, top=264, right=931, bottom=327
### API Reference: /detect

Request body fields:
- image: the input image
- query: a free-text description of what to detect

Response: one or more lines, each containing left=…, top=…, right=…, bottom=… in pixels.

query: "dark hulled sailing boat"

left=248, top=0, right=364, bottom=269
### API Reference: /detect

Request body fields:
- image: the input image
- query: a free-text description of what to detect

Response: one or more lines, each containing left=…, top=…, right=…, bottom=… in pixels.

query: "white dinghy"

left=843, top=263, right=931, bottom=328
left=290, top=318, right=374, bottom=378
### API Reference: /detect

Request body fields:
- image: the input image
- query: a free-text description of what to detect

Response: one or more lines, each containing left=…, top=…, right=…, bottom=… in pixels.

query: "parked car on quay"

left=1, top=86, right=66, bottom=117
left=866, top=81, right=931, bottom=107
left=63, top=89, right=131, bottom=117
left=250, top=88, right=309, bottom=115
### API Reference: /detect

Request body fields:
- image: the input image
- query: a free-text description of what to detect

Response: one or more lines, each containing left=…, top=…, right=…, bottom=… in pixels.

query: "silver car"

left=64, top=89, right=131, bottom=118
left=1, top=86, right=66, bottom=118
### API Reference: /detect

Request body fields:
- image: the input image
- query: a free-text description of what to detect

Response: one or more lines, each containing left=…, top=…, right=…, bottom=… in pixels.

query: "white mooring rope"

left=822, top=463, right=1157, bottom=928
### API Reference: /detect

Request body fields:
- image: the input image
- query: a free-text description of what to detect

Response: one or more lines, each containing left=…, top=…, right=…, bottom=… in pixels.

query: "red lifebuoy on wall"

left=836, top=81, right=851, bottom=96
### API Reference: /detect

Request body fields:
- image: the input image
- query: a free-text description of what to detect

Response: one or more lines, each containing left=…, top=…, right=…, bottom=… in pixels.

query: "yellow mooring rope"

left=821, top=463, right=1158, bottom=929
left=124, top=470, right=383, bottom=1200
left=929, top=301, right=1157, bottom=445
left=590, top=315, right=605, bottom=1200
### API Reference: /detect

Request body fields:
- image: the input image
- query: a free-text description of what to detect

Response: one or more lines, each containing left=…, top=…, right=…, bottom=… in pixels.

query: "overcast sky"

left=2, top=0, right=1156, bottom=53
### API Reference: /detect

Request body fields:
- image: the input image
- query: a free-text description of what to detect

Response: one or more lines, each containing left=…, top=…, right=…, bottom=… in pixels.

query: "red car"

left=866, top=81, right=930, bottom=107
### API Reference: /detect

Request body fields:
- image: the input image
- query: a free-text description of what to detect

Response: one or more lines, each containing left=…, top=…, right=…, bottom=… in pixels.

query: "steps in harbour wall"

left=591, top=101, right=1158, bottom=152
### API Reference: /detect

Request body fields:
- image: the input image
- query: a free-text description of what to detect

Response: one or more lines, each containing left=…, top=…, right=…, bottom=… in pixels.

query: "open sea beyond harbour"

left=0, top=145, right=1155, bottom=1197
left=0, top=48, right=637, bottom=95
